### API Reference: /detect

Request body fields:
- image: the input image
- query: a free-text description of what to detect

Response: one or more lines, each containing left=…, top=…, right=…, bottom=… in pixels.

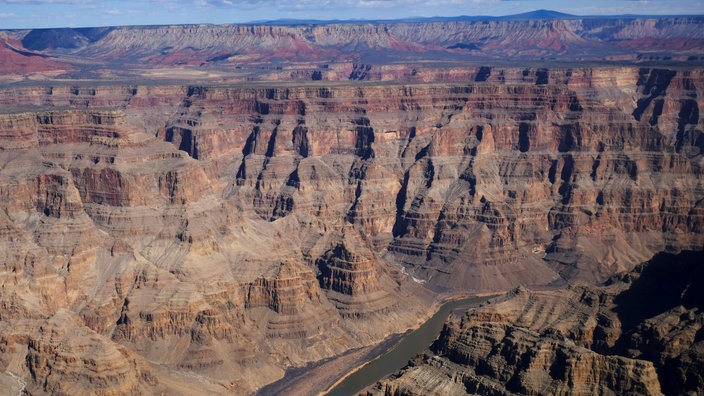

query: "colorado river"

left=324, top=295, right=493, bottom=396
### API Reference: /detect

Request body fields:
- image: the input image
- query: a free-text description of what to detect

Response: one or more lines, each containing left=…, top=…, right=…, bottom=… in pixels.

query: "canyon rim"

left=1, top=10, right=703, bottom=396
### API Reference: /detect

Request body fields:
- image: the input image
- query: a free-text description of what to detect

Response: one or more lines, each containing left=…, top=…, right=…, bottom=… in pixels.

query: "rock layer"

left=369, top=250, right=704, bottom=396
left=2, top=16, right=703, bottom=81
left=0, top=66, right=702, bottom=394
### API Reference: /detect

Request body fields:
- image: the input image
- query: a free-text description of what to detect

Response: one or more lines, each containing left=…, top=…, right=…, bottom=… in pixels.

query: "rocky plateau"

left=0, top=12, right=703, bottom=396
left=1, top=13, right=704, bottom=82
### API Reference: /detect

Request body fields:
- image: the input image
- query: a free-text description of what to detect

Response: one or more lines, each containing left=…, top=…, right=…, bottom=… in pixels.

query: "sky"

left=1, top=0, right=703, bottom=29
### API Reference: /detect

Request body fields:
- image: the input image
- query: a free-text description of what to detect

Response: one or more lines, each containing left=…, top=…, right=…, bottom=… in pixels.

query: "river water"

left=325, top=295, right=492, bottom=396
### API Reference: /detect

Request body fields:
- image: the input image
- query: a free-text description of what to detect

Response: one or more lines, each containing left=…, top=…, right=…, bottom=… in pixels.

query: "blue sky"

left=1, top=0, right=703, bottom=29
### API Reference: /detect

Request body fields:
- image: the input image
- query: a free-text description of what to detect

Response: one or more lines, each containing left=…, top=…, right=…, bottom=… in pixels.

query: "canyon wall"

left=368, top=250, right=704, bottom=396
left=0, top=65, right=702, bottom=394
left=17, top=17, right=704, bottom=63
left=2, top=16, right=702, bottom=80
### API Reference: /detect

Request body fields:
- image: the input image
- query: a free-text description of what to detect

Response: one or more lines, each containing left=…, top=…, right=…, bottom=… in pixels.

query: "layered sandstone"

left=0, top=66, right=702, bottom=394
left=2, top=16, right=702, bottom=81
left=369, top=250, right=704, bottom=396
left=0, top=81, right=435, bottom=394
left=18, top=17, right=704, bottom=64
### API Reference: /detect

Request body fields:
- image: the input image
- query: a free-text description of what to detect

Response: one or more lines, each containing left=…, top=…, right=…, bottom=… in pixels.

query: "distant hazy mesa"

left=1, top=13, right=703, bottom=80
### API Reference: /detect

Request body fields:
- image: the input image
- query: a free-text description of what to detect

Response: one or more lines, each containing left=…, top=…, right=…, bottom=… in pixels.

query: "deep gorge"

left=0, top=65, right=702, bottom=394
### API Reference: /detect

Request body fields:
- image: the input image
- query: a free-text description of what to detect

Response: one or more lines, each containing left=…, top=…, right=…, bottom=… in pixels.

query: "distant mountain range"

left=1, top=10, right=702, bottom=79
left=251, top=9, right=700, bottom=25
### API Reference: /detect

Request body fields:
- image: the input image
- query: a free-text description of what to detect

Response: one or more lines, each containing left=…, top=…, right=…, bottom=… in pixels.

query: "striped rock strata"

left=0, top=66, right=702, bottom=394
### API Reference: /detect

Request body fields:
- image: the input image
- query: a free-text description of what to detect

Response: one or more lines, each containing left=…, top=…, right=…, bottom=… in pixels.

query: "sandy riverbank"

left=255, top=291, right=507, bottom=396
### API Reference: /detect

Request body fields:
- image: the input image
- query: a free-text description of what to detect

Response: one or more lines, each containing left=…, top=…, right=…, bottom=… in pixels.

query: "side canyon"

left=0, top=64, right=702, bottom=393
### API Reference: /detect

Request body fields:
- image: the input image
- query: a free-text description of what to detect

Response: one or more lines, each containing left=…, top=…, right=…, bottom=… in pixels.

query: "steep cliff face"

left=18, top=17, right=704, bottom=62
left=0, top=84, right=433, bottom=394
left=150, top=67, right=702, bottom=289
left=2, top=16, right=702, bottom=80
left=368, top=250, right=704, bottom=396
left=0, top=66, right=702, bottom=394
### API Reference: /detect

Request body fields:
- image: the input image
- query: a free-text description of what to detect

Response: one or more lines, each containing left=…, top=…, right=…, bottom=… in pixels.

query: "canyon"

left=0, top=12, right=703, bottom=396
left=368, top=250, right=704, bottom=396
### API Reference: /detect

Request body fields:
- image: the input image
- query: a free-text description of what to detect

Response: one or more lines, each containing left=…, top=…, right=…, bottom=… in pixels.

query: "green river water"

left=325, top=295, right=492, bottom=396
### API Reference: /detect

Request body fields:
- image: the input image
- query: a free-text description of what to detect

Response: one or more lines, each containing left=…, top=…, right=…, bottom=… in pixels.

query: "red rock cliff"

left=0, top=66, right=702, bottom=394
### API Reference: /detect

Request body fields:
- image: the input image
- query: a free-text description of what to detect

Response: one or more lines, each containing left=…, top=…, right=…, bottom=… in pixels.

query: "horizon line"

left=3, top=9, right=704, bottom=31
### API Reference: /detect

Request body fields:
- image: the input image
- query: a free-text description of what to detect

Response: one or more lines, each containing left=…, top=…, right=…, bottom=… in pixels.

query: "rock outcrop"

left=0, top=65, right=702, bottom=394
left=369, top=250, right=704, bottom=396
left=0, top=81, right=436, bottom=394
left=0, top=32, right=70, bottom=77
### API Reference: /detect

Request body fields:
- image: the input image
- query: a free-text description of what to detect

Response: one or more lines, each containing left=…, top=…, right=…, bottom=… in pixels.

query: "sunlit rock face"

left=0, top=66, right=702, bottom=394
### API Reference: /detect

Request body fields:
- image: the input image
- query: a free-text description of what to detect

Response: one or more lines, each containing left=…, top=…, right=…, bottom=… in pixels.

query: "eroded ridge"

left=0, top=67, right=702, bottom=394
left=368, top=250, right=704, bottom=396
